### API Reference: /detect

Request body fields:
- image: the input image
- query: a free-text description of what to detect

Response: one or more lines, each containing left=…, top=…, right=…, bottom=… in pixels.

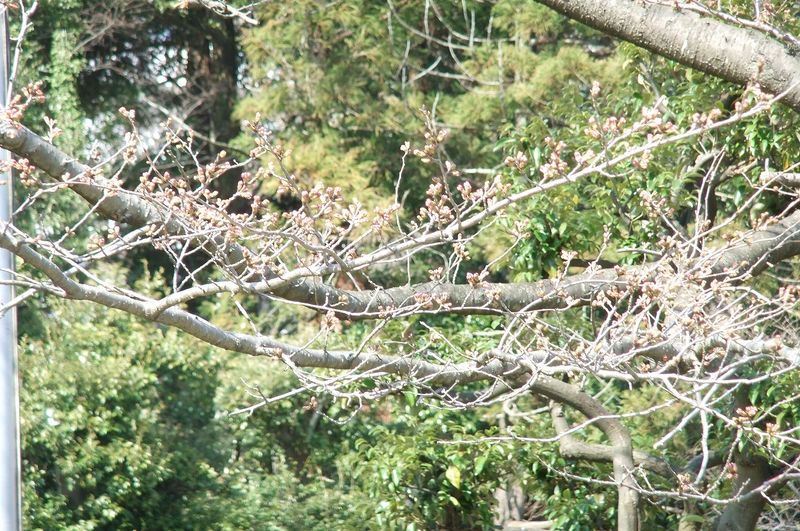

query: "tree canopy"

left=9, top=1, right=800, bottom=529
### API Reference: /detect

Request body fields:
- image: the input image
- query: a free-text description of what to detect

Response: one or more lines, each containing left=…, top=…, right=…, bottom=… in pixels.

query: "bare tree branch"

left=535, top=0, right=800, bottom=112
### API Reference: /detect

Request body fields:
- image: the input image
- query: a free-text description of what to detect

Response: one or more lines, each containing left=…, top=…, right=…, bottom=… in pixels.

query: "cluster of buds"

left=302, top=396, right=319, bottom=412
left=603, top=116, right=627, bottom=135
left=413, top=291, right=436, bottom=309
left=752, top=211, right=777, bottom=231
left=636, top=102, right=678, bottom=136
left=428, top=267, right=444, bottom=281
left=303, top=183, right=343, bottom=203
left=765, top=422, right=779, bottom=437
left=197, top=152, right=233, bottom=184
left=371, top=203, right=400, bottom=233
left=640, top=279, right=664, bottom=301
left=590, top=80, right=601, bottom=98
left=118, top=106, right=136, bottom=122
left=733, top=82, right=774, bottom=113
left=339, top=201, right=368, bottom=228
left=244, top=114, right=275, bottom=159
left=685, top=307, right=711, bottom=335
left=466, top=270, right=488, bottom=288
left=503, top=151, right=528, bottom=171
left=486, top=287, right=502, bottom=305
left=456, top=175, right=509, bottom=207
left=734, top=405, right=758, bottom=425
left=87, top=233, right=106, bottom=250
left=640, top=104, right=661, bottom=125
left=301, top=183, right=344, bottom=220
left=639, top=189, right=670, bottom=218
left=444, top=160, right=460, bottom=176
left=691, top=108, right=723, bottom=128
left=584, top=115, right=627, bottom=139
left=584, top=116, right=602, bottom=140
left=540, top=137, right=568, bottom=180
left=419, top=178, right=454, bottom=224
left=235, top=171, right=256, bottom=200
left=1, top=82, right=45, bottom=122
left=123, top=132, right=138, bottom=163
left=632, top=149, right=652, bottom=170
left=320, top=310, right=343, bottom=333
left=12, top=158, right=36, bottom=187
left=637, top=325, right=665, bottom=348
left=433, top=292, right=452, bottom=309
left=676, top=473, right=692, bottom=493
left=453, top=241, right=470, bottom=260
left=282, top=208, right=317, bottom=241
left=778, top=284, right=800, bottom=305
left=573, top=149, right=596, bottom=166
left=456, top=180, right=474, bottom=201
left=412, top=127, right=449, bottom=164
left=139, top=170, right=174, bottom=194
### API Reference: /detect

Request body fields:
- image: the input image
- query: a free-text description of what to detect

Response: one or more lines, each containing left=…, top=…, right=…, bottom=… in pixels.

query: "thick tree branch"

left=0, top=226, right=535, bottom=388
left=712, top=389, right=774, bottom=530
left=273, top=209, right=800, bottom=319
left=0, top=89, right=794, bottom=324
left=761, top=171, right=800, bottom=188
left=550, top=401, right=673, bottom=478
left=0, top=121, right=248, bottom=272
left=541, top=389, right=639, bottom=530
left=142, top=206, right=800, bottom=321
left=536, top=0, right=800, bottom=112
left=712, top=455, right=770, bottom=531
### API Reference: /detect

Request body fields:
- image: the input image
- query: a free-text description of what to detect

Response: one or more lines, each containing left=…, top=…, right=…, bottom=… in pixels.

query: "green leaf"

left=403, top=387, right=418, bottom=408
left=474, top=455, right=488, bottom=476
left=445, top=465, right=461, bottom=489
left=749, top=386, right=759, bottom=405
left=448, top=495, right=460, bottom=507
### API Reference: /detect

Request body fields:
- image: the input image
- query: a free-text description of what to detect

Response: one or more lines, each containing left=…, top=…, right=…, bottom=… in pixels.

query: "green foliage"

left=492, top=0, right=564, bottom=38
left=20, top=273, right=367, bottom=530
left=22, top=292, right=221, bottom=529
left=345, top=405, right=505, bottom=530
left=237, top=1, right=622, bottom=215
left=47, top=22, right=84, bottom=150
left=21, top=1, right=800, bottom=528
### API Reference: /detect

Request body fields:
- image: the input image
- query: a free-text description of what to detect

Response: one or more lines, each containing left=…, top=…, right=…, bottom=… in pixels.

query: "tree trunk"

left=712, top=454, right=771, bottom=530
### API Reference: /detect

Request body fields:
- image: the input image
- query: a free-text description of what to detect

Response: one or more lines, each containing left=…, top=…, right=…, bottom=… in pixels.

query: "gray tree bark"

left=712, top=454, right=771, bottom=531
left=537, top=382, right=639, bottom=531
left=536, top=0, right=800, bottom=112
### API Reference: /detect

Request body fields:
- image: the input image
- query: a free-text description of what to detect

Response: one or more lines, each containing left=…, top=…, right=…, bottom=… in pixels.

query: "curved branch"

left=276, top=209, right=800, bottom=318
left=541, top=387, right=639, bottom=530
left=3, top=96, right=797, bottom=322
left=536, top=0, right=800, bottom=112
left=0, top=227, right=532, bottom=388
left=550, top=401, right=673, bottom=478
left=0, top=121, right=247, bottom=272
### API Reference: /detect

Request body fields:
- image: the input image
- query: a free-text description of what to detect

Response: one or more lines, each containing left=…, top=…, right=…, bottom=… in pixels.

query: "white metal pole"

left=0, top=5, right=21, bottom=530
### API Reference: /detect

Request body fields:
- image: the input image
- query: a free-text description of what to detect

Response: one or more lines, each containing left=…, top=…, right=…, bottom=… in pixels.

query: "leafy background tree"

left=16, top=0, right=800, bottom=529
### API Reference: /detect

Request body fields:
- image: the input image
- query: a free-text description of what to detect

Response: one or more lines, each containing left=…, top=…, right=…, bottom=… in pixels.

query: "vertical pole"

left=0, top=5, right=21, bottom=530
